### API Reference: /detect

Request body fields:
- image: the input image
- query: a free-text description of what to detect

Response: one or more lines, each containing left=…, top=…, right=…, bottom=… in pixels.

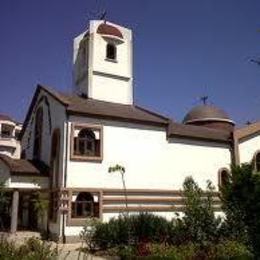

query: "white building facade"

left=1, top=20, right=260, bottom=242
left=0, top=114, right=22, bottom=159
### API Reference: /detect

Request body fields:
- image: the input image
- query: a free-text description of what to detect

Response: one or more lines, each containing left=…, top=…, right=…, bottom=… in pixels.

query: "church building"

left=0, top=20, right=260, bottom=242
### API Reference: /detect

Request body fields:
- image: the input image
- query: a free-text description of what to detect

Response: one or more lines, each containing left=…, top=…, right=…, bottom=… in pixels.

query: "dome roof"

left=183, top=105, right=234, bottom=124
left=97, top=23, right=123, bottom=39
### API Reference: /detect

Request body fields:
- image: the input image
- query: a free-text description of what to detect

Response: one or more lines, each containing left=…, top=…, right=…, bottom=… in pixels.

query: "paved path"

left=57, top=243, right=119, bottom=260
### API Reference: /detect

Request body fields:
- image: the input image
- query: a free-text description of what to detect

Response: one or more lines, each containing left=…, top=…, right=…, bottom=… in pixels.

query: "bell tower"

left=73, top=20, right=133, bottom=105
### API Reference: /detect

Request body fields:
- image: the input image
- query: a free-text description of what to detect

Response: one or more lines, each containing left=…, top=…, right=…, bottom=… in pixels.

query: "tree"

left=108, top=164, right=128, bottom=214
left=220, top=164, right=260, bottom=257
left=179, top=177, right=221, bottom=247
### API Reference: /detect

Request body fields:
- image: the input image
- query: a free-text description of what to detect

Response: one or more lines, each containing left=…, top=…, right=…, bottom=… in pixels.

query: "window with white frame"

left=71, top=124, right=102, bottom=161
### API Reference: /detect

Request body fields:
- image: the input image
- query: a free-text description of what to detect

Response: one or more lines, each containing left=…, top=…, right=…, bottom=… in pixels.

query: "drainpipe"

left=62, top=118, right=69, bottom=243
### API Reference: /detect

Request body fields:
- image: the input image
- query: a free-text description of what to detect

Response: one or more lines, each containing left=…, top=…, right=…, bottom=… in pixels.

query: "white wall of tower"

left=73, top=20, right=133, bottom=104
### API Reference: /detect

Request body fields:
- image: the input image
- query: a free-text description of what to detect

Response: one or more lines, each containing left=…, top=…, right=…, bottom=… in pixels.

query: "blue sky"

left=0, top=0, right=260, bottom=125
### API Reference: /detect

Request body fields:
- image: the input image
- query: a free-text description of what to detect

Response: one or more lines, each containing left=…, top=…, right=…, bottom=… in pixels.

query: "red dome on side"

left=97, top=23, right=123, bottom=39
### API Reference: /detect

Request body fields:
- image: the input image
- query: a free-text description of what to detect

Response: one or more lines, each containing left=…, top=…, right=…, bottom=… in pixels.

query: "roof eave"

left=67, top=109, right=169, bottom=127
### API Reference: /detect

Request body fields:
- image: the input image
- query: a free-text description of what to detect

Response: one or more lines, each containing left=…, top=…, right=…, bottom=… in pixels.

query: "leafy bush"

left=212, top=240, right=253, bottom=259
left=221, top=164, right=260, bottom=257
left=0, top=237, right=58, bottom=260
left=81, top=213, right=170, bottom=250
left=116, top=242, right=253, bottom=260
left=181, top=177, right=222, bottom=246
left=81, top=176, right=253, bottom=258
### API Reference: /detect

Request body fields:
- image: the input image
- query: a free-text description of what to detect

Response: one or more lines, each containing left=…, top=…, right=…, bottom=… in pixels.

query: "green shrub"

left=130, top=212, right=170, bottom=243
left=82, top=213, right=171, bottom=250
left=149, top=243, right=196, bottom=259
left=213, top=240, right=253, bottom=259
left=0, top=237, right=58, bottom=260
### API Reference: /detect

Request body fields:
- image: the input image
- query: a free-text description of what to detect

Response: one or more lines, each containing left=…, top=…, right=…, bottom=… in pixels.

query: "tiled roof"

left=168, top=121, right=232, bottom=143
left=21, top=84, right=234, bottom=143
left=39, top=85, right=170, bottom=126
left=0, top=154, right=49, bottom=176
left=235, top=122, right=260, bottom=140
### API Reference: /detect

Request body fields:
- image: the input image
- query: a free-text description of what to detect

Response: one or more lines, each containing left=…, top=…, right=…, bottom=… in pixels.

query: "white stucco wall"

left=0, top=121, right=21, bottom=159
left=239, top=133, right=260, bottom=163
left=73, top=20, right=133, bottom=105
left=10, top=176, right=49, bottom=189
left=66, top=116, right=231, bottom=191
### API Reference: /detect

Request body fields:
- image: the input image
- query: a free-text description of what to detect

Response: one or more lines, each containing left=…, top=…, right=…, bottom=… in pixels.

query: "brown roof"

left=38, top=84, right=168, bottom=124
left=235, top=122, right=260, bottom=140
left=21, top=85, right=233, bottom=144
left=97, top=23, right=123, bottom=39
left=0, top=154, right=49, bottom=177
left=168, top=121, right=232, bottom=143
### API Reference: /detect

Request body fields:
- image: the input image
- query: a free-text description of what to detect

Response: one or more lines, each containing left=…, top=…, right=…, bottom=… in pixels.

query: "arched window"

left=71, top=124, right=102, bottom=160
left=218, top=168, right=230, bottom=188
left=255, top=152, right=260, bottom=172
left=33, top=107, right=43, bottom=160
left=74, top=129, right=99, bottom=156
left=106, top=43, right=116, bottom=60
left=71, top=192, right=94, bottom=218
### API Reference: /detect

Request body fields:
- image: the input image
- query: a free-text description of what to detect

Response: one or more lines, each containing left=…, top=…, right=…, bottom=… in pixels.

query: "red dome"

left=97, top=23, right=123, bottom=39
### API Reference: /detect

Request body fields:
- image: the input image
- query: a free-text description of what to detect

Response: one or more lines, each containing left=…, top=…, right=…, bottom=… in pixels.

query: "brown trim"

left=64, top=187, right=219, bottom=197
left=67, top=110, right=168, bottom=128
left=70, top=123, right=103, bottom=162
left=103, top=197, right=221, bottom=204
left=103, top=205, right=222, bottom=213
left=63, top=187, right=221, bottom=227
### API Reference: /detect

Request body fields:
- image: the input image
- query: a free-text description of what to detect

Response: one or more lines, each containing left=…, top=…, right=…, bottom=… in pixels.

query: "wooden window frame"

left=67, top=190, right=101, bottom=226
left=70, top=123, right=103, bottom=162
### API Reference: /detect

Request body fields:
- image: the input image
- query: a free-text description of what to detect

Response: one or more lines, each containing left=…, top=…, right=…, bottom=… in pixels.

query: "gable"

left=21, top=85, right=66, bottom=165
